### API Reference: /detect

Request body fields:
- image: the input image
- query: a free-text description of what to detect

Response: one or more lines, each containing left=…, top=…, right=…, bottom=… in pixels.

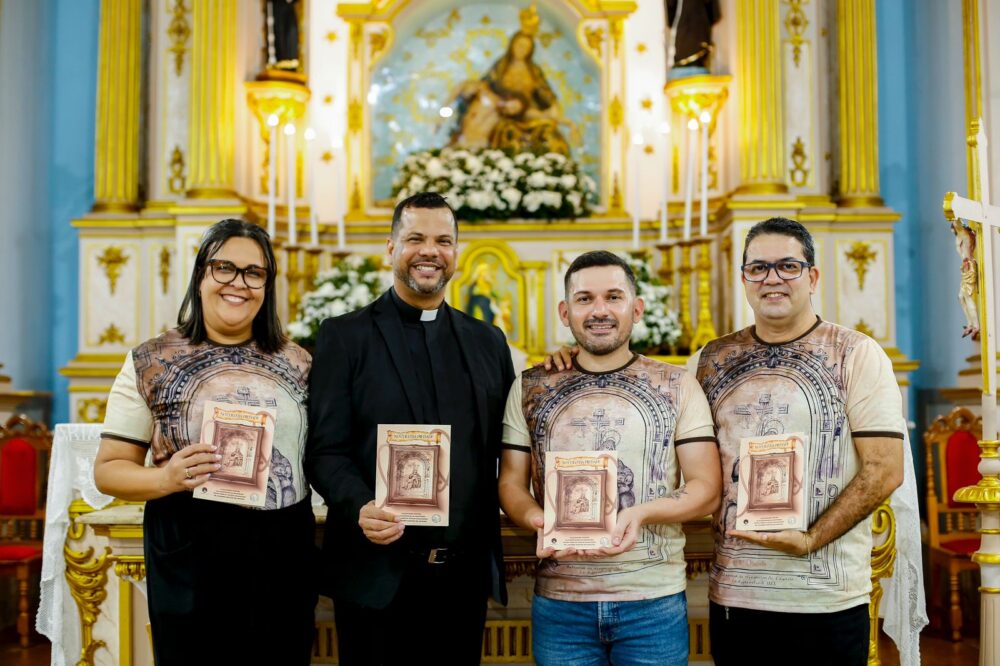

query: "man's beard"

left=394, top=261, right=450, bottom=295
left=570, top=316, right=632, bottom=356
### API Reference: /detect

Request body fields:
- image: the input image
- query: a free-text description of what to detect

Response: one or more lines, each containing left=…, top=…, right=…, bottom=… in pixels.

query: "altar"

left=46, top=0, right=927, bottom=664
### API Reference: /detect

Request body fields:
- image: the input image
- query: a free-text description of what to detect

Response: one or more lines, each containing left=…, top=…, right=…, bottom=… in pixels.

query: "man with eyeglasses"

left=689, top=217, right=905, bottom=666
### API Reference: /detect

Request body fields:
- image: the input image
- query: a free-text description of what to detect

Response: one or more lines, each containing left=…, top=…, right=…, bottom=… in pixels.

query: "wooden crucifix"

left=944, top=119, right=1000, bottom=442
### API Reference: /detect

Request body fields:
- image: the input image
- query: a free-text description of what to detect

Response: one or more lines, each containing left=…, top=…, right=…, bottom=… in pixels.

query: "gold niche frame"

left=449, top=239, right=548, bottom=356
left=335, top=0, right=637, bottom=222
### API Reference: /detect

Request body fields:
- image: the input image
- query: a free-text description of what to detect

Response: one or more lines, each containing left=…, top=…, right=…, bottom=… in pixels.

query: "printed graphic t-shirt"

left=692, top=319, right=904, bottom=612
left=102, top=329, right=312, bottom=510
left=503, top=354, right=716, bottom=602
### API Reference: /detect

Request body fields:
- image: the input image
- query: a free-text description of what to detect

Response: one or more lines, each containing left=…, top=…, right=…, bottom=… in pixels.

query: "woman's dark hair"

left=177, top=219, right=286, bottom=353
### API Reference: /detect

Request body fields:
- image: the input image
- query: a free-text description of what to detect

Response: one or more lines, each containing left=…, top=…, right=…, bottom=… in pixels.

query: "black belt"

left=405, top=545, right=467, bottom=565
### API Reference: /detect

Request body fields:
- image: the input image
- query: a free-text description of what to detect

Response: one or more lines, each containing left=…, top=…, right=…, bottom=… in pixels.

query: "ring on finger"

left=184, top=467, right=193, bottom=480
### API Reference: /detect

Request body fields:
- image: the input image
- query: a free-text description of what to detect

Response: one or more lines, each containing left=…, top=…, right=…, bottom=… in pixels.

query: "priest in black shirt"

left=306, top=192, right=516, bottom=665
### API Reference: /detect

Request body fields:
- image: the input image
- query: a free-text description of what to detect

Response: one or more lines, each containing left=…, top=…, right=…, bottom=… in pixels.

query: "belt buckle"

left=427, top=547, right=447, bottom=565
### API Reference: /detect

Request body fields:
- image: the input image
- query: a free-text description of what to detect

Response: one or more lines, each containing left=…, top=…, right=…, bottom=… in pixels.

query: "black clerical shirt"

left=389, top=288, right=483, bottom=549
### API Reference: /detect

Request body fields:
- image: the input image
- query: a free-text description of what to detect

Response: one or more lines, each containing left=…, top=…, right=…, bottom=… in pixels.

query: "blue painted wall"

left=47, top=0, right=99, bottom=424
left=878, top=0, right=972, bottom=420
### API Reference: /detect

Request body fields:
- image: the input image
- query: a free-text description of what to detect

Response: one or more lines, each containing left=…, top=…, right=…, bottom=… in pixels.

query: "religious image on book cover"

left=543, top=450, right=618, bottom=550
left=735, top=433, right=806, bottom=531
left=375, top=424, right=451, bottom=526
left=196, top=400, right=276, bottom=507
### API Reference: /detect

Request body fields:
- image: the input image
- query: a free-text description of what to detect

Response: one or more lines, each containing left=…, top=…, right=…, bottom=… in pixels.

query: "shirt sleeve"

left=100, top=352, right=154, bottom=447
left=501, top=373, right=531, bottom=453
left=674, top=369, right=717, bottom=445
left=845, top=337, right=905, bottom=439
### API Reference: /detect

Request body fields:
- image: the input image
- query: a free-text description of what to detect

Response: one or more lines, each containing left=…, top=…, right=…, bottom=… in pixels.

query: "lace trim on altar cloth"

left=36, top=424, right=114, bottom=666
left=881, top=425, right=929, bottom=666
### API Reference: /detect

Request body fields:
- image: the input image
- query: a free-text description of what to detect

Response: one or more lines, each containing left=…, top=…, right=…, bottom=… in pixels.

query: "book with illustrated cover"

left=194, top=401, right=275, bottom=507
left=735, top=432, right=807, bottom=531
left=542, top=450, right=618, bottom=550
left=375, top=424, right=451, bottom=526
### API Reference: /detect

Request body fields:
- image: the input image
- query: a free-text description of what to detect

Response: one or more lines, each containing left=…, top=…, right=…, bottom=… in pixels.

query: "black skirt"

left=143, top=491, right=318, bottom=665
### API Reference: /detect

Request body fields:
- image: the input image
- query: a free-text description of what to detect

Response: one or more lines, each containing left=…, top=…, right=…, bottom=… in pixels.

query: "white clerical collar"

left=420, top=308, right=439, bottom=322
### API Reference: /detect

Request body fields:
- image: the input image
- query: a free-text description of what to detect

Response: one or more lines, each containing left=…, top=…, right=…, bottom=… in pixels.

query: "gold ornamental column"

left=735, top=0, right=786, bottom=194
left=837, top=0, right=882, bottom=207
left=186, top=0, right=238, bottom=199
left=92, top=0, right=142, bottom=212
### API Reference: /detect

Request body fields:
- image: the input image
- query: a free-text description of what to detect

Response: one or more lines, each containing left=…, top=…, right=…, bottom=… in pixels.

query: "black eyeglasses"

left=206, top=260, right=269, bottom=289
left=741, top=260, right=813, bottom=282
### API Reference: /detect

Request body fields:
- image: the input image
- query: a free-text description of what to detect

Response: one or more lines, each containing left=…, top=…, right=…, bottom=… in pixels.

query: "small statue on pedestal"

left=664, top=0, right=722, bottom=80
left=264, top=0, right=302, bottom=76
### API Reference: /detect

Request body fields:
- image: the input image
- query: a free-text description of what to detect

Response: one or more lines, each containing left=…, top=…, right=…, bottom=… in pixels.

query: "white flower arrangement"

left=393, top=148, right=597, bottom=221
left=287, top=254, right=393, bottom=346
left=627, top=254, right=682, bottom=354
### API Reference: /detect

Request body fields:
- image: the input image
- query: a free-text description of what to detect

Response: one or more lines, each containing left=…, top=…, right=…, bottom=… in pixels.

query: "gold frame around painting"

left=336, top=0, right=637, bottom=221
left=449, top=239, right=548, bottom=355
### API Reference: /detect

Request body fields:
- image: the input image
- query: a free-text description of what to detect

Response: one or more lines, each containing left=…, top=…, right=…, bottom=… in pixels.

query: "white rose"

left=527, top=171, right=548, bottom=189
left=631, top=320, right=649, bottom=343
left=409, top=175, right=427, bottom=191
left=560, top=174, right=577, bottom=189
left=466, top=156, right=484, bottom=173
left=501, top=187, right=522, bottom=208
left=467, top=190, right=491, bottom=209
left=523, top=191, right=543, bottom=212
left=497, top=157, right=514, bottom=171
left=567, top=191, right=582, bottom=212
left=426, top=158, right=446, bottom=178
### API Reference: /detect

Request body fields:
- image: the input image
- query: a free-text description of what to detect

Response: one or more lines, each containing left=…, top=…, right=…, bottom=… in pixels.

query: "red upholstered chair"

left=0, top=415, right=51, bottom=647
left=924, top=407, right=982, bottom=641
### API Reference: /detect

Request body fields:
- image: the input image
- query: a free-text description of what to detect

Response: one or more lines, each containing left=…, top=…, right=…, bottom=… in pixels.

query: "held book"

left=375, top=424, right=451, bottom=526
left=735, top=432, right=807, bottom=531
left=542, top=450, right=618, bottom=550
left=195, top=401, right=276, bottom=507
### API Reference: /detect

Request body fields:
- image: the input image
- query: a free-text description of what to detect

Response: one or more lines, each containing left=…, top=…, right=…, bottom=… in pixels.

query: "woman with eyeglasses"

left=94, top=219, right=317, bottom=665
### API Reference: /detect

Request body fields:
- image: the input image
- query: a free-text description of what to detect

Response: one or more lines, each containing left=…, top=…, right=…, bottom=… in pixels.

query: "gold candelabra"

left=690, top=237, right=718, bottom=350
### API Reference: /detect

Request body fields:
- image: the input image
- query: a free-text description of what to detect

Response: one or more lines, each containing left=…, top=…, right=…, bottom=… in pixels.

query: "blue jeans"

left=531, top=592, right=689, bottom=666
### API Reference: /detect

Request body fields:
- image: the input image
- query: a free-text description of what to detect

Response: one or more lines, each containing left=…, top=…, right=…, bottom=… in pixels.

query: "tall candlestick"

left=682, top=117, right=698, bottom=241
left=631, top=130, right=644, bottom=249
left=284, top=122, right=297, bottom=246
left=304, top=127, right=318, bottom=246
left=699, top=111, right=711, bottom=237
left=266, top=114, right=279, bottom=239
left=331, top=138, right=346, bottom=250
left=658, top=121, right=672, bottom=242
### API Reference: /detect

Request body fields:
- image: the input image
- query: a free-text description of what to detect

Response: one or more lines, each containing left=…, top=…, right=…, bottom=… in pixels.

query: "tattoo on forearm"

left=668, top=485, right=688, bottom=501
left=809, top=444, right=896, bottom=549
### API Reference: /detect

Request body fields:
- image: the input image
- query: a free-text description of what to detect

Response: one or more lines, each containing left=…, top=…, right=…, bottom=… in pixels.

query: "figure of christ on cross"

left=942, top=117, right=1000, bottom=666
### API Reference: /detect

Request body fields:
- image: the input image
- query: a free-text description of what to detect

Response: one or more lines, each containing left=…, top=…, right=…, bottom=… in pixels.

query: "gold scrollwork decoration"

left=708, top=144, right=718, bottom=190
left=790, top=136, right=809, bottom=187
left=167, top=0, right=191, bottom=76
left=854, top=319, right=874, bottom=338
left=583, top=26, right=603, bottom=58
left=784, top=0, right=808, bottom=67
left=113, top=557, right=147, bottom=582
left=98, top=323, right=127, bottom=346
left=868, top=501, right=896, bottom=665
left=77, top=398, right=108, bottom=424
left=845, top=241, right=877, bottom=291
left=609, top=95, right=623, bottom=132
left=415, top=8, right=460, bottom=48
left=96, top=246, right=129, bottom=295
left=351, top=178, right=362, bottom=211
left=609, top=17, right=623, bottom=58
left=348, top=98, right=363, bottom=133
left=369, top=30, right=388, bottom=60
left=168, top=145, right=186, bottom=194
left=349, top=21, right=363, bottom=59
left=65, top=543, right=113, bottom=666
left=159, top=246, right=172, bottom=295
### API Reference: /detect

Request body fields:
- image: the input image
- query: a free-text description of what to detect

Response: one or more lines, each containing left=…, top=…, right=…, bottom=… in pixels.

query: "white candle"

left=304, top=127, right=318, bottom=246
left=699, top=111, right=711, bottom=237
left=331, top=137, right=347, bottom=250
left=658, top=121, right=671, bottom=243
left=682, top=117, right=698, bottom=241
left=631, top=130, right=644, bottom=250
left=284, top=123, right=297, bottom=246
left=266, top=114, right=279, bottom=239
